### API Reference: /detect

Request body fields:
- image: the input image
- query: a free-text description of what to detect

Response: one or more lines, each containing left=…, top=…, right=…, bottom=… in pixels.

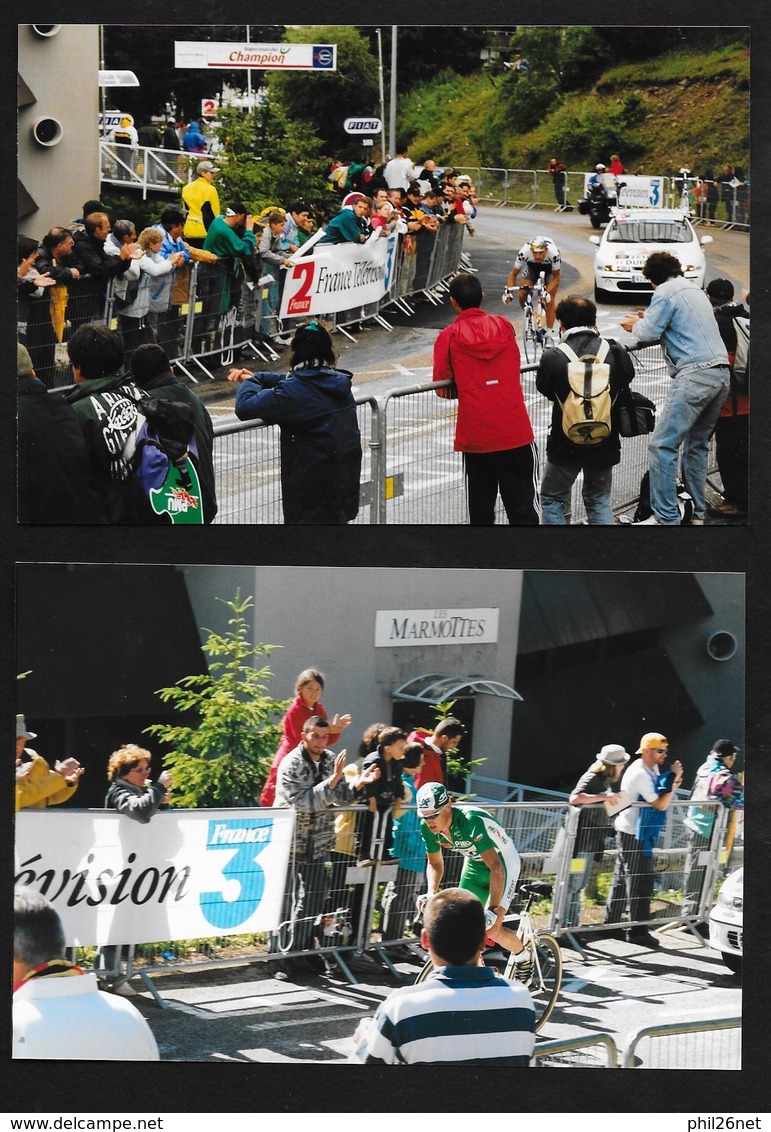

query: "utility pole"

left=389, top=25, right=397, bottom=159
left=246, top=25, right=252, bottom=110
left=376, top=28, right=386, bottom=163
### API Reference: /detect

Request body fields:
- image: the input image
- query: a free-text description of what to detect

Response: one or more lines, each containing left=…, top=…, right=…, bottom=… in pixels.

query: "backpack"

left=556, top=339, right=613, bottom=445
left=614, top=386, right=656, bottom=438
left=633, top=470, right=695, bottom=525
left=132, top=397, right=205, bottom=524
left=732, top=312, right=749, bottom=393
left=113, top=129, right=133, bottom=145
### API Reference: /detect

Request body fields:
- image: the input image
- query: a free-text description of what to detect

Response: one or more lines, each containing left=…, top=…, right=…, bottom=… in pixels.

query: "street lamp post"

left=389, top=25, right=397, bottom=159
left=376, top=28, right=386, bottom=162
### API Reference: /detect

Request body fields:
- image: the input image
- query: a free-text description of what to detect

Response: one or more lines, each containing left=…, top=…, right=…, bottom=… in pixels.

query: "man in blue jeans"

left=621, top=253, right=730, bottom=525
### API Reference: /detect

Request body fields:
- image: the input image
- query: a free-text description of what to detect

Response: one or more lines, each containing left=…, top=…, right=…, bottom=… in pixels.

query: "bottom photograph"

left=14, top=563, right=744, bottom=1068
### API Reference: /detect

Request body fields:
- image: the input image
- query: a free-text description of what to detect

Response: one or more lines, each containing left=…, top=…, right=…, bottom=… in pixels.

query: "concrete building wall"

left=18, top=24, right=101, bottom=237
left=179, top=565, right=524, bottom=782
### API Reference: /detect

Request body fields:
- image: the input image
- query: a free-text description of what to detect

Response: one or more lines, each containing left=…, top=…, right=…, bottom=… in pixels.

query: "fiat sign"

left=344, top=117, right=382, bottom=134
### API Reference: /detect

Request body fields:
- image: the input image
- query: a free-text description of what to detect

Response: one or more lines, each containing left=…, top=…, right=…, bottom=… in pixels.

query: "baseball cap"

left=636, top=732, right=668, bottom=754
left=712, top=739, right=739, bottom=759
left=596, top=743, right=631, bottom=766
left=17, top=714, right=37, bottom=740
left=416, top=782, right=450, bottom=816
left=706, top=278, right=734, bottom=302
left=197, top=160, right=216, bottom=174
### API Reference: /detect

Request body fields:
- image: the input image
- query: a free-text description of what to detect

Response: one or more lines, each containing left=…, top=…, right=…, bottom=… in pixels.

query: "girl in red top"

left=259, top=668, right=351, bottom=806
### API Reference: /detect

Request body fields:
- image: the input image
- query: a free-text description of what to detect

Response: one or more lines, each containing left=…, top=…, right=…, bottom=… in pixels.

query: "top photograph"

left=17, top=24, right=750, bottom=526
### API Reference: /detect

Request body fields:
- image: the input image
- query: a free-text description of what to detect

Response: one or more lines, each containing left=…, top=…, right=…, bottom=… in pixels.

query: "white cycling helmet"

left=596, top=163, right=606, bottom=172
left=416, top=781, right=451, bottom=817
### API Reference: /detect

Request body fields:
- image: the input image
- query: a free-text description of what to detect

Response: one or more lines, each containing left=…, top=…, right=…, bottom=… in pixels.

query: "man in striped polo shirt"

left=351, top=888, right=535, bottom=1065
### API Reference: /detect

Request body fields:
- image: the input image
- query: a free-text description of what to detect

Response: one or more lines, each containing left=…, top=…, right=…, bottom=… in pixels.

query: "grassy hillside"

left=400, top=42, right=749, bottom=176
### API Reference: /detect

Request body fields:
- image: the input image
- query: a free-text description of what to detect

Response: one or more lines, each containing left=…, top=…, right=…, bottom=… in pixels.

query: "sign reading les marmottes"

left=375, top=609, right=500, bottom=647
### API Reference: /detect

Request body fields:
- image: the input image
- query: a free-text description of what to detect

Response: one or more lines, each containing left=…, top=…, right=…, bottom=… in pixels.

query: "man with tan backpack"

left=536, top=295, right=635, bottom=524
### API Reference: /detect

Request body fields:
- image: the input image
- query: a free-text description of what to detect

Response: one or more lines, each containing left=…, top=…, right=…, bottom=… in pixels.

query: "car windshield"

left=608, top=220, right=693, bottom=244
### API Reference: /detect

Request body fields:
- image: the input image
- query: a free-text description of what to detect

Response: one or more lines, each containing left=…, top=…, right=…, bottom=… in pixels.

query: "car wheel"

left=721, top=952, right=742, bottom=977
left=594, top=284, right=611, bottom=303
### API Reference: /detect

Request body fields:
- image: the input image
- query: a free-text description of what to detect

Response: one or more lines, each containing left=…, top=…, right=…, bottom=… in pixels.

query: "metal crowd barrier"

left=620, top=1017, right=741, bottom=1069
left=459, top=166, right=749, bottom=229
left=19, top=222, right=464, bottom=392
left=533, top=1017, right=741, bottom=1068
left=533, top=1033, right=620, bottom=1068
left=211, top=343, right=702, bottom=525
left=108, top=796, right=738, bottom=1001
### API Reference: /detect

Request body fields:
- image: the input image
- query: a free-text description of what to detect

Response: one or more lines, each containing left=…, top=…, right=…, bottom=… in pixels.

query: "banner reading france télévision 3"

left=15, top=808, right=295, bottom=946
left=280, top=231, right=399, bottom=320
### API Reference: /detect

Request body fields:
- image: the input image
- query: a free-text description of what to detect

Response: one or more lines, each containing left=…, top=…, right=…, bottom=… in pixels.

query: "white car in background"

left=590, top=208, right=713, bottom=302
left=709, top=867, right=743, bottom=977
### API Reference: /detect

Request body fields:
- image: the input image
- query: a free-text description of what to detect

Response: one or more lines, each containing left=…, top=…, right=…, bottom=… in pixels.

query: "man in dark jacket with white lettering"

left=63, top=324, right=150, bottom=523
left=536, top=295, right=635, bottom=524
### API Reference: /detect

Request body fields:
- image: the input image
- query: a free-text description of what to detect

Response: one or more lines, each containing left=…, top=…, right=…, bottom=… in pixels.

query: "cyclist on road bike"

left=503, top=236, right=561, bottom=340
left=415, top=781, right=532, bottom=981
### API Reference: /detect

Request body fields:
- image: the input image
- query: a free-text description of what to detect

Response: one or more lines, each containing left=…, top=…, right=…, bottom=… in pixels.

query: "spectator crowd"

left=14, top=696, right=742, bottom=1062
left=17, top=143, right=747, bottom=527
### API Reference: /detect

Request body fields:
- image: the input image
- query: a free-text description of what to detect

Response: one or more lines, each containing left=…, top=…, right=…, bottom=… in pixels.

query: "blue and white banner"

left=617, top=175, right=666, bottom=208
left=280, top=232, right=398, bottom=319
left=14, top=808, right=295, bottom=946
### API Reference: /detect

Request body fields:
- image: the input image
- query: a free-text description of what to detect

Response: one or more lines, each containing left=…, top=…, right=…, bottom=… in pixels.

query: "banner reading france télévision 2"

left=15, top=808, right=295, bottom=946
left=280, top=231, right=399, bottom=320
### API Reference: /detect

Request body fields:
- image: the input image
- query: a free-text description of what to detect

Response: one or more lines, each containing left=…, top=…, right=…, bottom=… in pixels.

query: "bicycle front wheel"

left=521, top=309, right=536, bottom=364
left=530, top=933, right=562, bottom=1032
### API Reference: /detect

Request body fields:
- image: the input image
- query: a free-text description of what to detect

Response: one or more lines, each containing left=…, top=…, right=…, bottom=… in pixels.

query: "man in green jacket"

left=203, top=200, right=257, bottom=312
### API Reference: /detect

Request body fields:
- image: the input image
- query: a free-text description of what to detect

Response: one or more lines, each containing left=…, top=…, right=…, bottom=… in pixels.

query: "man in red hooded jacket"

left=433, top=273, right=539, bottom=525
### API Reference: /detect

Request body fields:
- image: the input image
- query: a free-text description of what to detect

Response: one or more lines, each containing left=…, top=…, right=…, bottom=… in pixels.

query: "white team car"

left=709, top=866, right=742, bottom=976
left=590, top=208, right=713, bottom=302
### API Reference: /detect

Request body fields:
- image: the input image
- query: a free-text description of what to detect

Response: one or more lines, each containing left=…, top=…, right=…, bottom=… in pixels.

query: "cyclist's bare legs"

left=485, top=906, right=525, bottom=955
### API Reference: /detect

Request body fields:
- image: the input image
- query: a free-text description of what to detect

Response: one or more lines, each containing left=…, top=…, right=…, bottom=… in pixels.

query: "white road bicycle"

left=520, top=272, right=549, bottom=365
left=415, top=880, right=563, bottom=1032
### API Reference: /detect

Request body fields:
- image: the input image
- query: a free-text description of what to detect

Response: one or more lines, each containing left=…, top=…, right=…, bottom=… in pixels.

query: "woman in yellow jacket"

left=15, top=715, right=83, bottom=811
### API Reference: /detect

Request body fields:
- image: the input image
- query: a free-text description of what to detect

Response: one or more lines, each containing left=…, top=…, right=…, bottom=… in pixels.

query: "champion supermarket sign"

left=280, top=231, right=398, bottom=319
left=175, top=42, right=337, bottom=71
left=15, top=807, right=295, bottom=946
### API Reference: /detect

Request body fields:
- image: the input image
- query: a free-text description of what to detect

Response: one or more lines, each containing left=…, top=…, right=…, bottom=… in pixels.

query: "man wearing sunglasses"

left=604, top=732, right=684, bottom=946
